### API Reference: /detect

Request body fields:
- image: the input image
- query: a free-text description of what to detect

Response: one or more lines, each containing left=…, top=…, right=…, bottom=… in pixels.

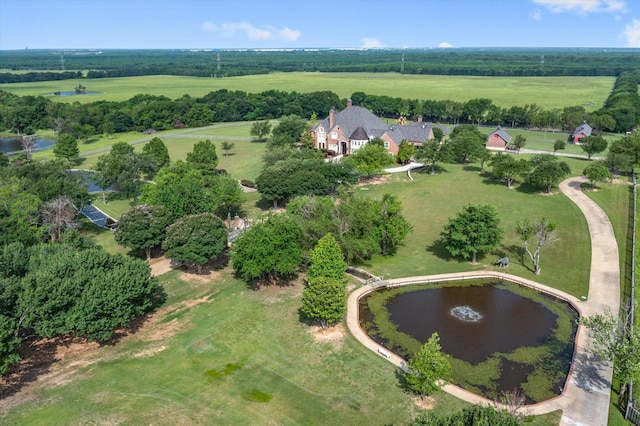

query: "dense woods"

left=1, top=70, right=639, bottom=137
left=1, top=48, right=639, bottom=82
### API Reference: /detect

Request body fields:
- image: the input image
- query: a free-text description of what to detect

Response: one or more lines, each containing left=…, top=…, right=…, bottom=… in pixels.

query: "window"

left=384, top=142, right=390, bottom=149
left=331, top=132, right=338, bottom=139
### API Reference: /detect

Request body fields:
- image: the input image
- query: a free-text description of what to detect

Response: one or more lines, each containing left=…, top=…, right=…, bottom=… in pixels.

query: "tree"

left=581, top=309, right=640, bottom=403
left=115, top=204, right=173, bottom=260
left=231, top=214, right=303, bottom=284
left=142, top=137, right=170, bottom=171
left=373, top=193, right=413, bottom=256
left=415, top=139, right=450, bottom=174
left=515, top=218, right=558, bottom=275
left=490, top=154, right=532, bottom=188
left=298, top=129, right=315, bottom=149
left=307, top=233, right=346, bottom=281
left=447, top=125, right=485, bottom=164
left=53, top=133, right=79, bottom=161
left=512, top=134, right=527, bottom=152
left=403, top=333, right=452, bottom=400
left=396, top=140, right=416, bottom=165
left=477, top=148, right=492, bottom=174
left=186, top=139, right=219, bottom=179
left=553, top=139, right=566, bottom=155
left=0, top=177, right=43, bottom=246
left=270, top=115, right=307, bottom=147
left=583, top=162, right=612, bottom=189
left=40, top=195, right=79, bottom=242
left=347, top=139, right=394, bottom=177
left=250, top=120, right=272, bottom=142
left=211, top=174, right=245, bottom=227
left=441, top=204, right=503, bottom=263
left=526, top=158, right=571, bottom=193
left=140, top=162, right=216, bottom=220
left=20, top=136, right=35, bottom=161
left=162, top=213, right=228, bottom=274
left=95, top=142, right=153, bottom=202
left=220, top=140, right=235, bottom=157
left=605, top=152, right=632, bottom=179
left=300, top=277, right=346, bottom=329
left=580, top=135, right=608, bottom=160
left=413, top=404, right=522, bottom=426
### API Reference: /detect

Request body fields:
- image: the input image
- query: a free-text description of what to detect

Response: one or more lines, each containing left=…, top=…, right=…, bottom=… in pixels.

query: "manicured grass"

left=0, top=269, right=470, bottom=425
left=2, top=73, right=614, bottom=109
left=357, top=163, right=591, bottom=297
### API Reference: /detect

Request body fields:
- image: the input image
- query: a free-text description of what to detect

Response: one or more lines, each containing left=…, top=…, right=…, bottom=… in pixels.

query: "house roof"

left=489, top=126, right=512, bottom=142
left=314, top=105, right=433, bottom=147
left=571, top=121, right=592, bottom=138
left=350, top=126, right=369, bottom=140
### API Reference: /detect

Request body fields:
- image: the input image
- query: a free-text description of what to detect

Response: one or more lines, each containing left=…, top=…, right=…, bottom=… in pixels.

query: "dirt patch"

left=412, top=395, right=435, bottom=410
left=357, top=174, right=391, bottom=187
left=309, top=323, right=347, bottom=349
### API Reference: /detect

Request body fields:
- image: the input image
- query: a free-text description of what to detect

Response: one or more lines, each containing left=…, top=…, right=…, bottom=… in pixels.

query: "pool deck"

left=345, top=176, right=620, bottom=425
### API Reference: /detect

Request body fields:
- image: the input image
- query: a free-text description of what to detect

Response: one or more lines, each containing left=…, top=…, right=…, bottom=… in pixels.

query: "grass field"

left=1, top=72, right=614, bottom=109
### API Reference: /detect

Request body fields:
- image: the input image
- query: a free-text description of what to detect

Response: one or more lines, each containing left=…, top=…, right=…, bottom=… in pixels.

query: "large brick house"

left=311, top=100, right=435, bottom=155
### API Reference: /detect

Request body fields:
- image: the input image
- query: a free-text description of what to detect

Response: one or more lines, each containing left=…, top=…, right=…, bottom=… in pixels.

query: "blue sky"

left=1, top=0, right=639, bottom=50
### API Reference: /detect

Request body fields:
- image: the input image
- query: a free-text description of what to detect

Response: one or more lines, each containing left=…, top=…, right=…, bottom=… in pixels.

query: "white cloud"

left=201, top=21, right=301, bottom=42
left=438, top=42, right=453, bottom=48
left=530, top=9, right=543, bottom=20
left=623, top=18, right=640, bottom=46
left=278, top=27, right=301, bottom=42
left=532, top=0, right=626, bottom=14
left=360, top=38, right=383, bottom=48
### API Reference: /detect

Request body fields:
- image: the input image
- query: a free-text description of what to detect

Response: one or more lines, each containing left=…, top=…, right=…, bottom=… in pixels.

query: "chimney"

left=329, top=108, right=335, bottom=129
left=418, top=115, right=423, bottom=123
left=347, top=99, right=352, bottom=107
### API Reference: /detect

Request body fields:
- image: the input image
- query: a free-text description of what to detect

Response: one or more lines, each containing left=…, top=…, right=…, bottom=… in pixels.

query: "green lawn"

left=2, top=73, right=614, bottom=110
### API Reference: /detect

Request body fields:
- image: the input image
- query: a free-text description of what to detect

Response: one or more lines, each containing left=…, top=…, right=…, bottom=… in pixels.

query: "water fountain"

left=449, top=305, right=483, bottom=322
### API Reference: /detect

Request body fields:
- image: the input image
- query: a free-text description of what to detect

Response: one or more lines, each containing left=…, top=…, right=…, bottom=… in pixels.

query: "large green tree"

left=441, top=204, right=503, bottom=263
left=583, top=162, right=612, bottom=189
left=53, top=133, right=79, bottom=161
left=415, top=139, right=451, bottom=174
left=403, top=333, right=452, bottom=400
left=526, top=157, right=571, bottom=193
left=396, top=140, right=416, bottom=165
left=141, top=137, right=170, bottom=172
left=250, top=120, right=272, bottom=142
left=447, top=125, right=485, bottom=164
left=231, top=214, right=303, bottom=284
left=186, top=139, right=219, bottom=179
left=162, top=212, right=228, bottom=274
left=373, top=193, right=413, bottom=256
left=269, top=115, right=307, bottom=147
left=346, top=138, right=394, bottom=177
left=115, top=204, right=173, bottom=260
left=490, top=153, right=532, bottom=188
left=307, top=233, right=346, bottom=281
left=300, top=277, right=346, bottom=329
left=580, top=135, right=608, bottom=160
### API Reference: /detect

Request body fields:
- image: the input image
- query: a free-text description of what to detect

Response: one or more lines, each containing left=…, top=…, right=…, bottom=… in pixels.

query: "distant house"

left=571, top=121, right=592, bottom=144
left=486, top=126, right=512, bottom=151
left=311, top=100, right=436, bottom=155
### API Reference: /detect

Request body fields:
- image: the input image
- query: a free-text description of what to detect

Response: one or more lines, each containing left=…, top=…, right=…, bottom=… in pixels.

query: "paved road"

left=346, top=176, right=620, bottom=425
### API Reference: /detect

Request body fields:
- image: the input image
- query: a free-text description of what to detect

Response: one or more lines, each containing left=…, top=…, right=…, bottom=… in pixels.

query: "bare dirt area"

left=0, top=293, right=213, bottom=414
left=308, top=323, right=347, bottom=349
left=357, top=174, right=392, bottom=187
left=412, top=395, right=435, bottom=410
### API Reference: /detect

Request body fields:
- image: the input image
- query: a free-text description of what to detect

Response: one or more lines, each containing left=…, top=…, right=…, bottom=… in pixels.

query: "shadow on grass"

left=499, top=243, right=531, bottom=273
left=426, top=239, right=452, bottom=261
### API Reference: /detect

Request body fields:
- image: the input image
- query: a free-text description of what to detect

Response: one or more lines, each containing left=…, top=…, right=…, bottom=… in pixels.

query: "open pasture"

left=1, top=72, right=614, bottom=110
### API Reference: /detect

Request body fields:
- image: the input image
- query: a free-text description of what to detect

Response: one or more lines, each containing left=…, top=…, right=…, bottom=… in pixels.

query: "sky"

left=1, top=0, right=640, bottom=50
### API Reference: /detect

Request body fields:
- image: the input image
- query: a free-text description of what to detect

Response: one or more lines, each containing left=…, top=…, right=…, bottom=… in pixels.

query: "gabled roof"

left=571, top=121, right=592, bottom=138
left=350, top=126, right=369, bottom=140
left=489, top=126, right=512, bottom=142
left=314, top=105, right=433, bottom=147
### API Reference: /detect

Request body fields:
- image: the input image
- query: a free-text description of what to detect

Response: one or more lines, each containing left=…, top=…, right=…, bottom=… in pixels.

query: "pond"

left=53, top=91, right=101, bottom=97
left=360, top=279, right=578, bottom=403
left=69, top=170, right=118, bottom=193
left=0, top=137, right=56, bottom=153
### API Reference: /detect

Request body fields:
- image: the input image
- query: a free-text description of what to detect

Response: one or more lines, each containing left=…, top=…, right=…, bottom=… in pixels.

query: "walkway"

left=346, top=176, right=620, bottom=425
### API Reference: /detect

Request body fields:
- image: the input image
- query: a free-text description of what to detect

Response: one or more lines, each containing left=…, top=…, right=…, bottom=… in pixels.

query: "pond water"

left=0, top=137, right=56, bottom=153
left=360, top=281, right=578, bottom=403
left=69, top=170, right=118, bottom=193
left=53, top=91, right=101, bottom=97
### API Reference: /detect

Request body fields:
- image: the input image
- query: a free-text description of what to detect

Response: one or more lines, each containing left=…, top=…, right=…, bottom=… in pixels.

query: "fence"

left=626, top=171, right=638, bottom=423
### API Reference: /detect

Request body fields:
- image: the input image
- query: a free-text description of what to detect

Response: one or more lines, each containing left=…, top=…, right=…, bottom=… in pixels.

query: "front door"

left=341, top=141, right=348, bottom=155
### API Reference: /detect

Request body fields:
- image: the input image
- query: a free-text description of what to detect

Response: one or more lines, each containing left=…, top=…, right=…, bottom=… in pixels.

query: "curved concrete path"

left=346, top=176, right=620, bottom=425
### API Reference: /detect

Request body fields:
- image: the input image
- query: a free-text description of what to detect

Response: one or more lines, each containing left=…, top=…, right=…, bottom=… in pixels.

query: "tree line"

left=2, top=48, right=639, bottom=82
left=1, top=72, right=639, bottom=141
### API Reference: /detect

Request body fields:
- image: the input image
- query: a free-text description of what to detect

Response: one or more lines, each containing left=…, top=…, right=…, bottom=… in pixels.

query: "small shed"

left=486, top=126, right=512, bottom=151
left=571, top=121, right=592, bottom=144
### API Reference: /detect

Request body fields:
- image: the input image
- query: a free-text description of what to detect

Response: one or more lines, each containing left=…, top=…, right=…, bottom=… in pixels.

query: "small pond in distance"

left=360, top=280, right=578, bottom=403
left=0, top=138, right=56, bottom=153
